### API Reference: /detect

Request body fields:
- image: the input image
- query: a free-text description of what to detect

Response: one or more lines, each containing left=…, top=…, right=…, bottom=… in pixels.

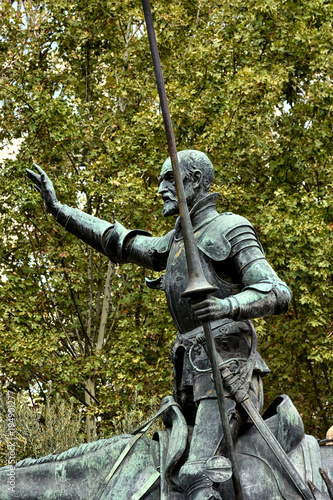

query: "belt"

left=178, top=318, right=251, bottom=344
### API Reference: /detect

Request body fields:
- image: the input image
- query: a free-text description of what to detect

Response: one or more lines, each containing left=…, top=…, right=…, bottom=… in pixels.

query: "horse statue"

left=0, top=394, right=332, bottom=500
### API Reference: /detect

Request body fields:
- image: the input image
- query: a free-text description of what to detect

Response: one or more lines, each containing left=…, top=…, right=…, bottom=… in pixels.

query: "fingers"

left=191, top=297, right=229, bottom=322
left=33, top=163, right=45, bottom=176
left=195, top=313, right=216, bottom=321
left=192, top=301, right=216, bottom=321
left=26, top=168, right=39, bottom=183
left=195, top=307, right=213, bottom=316
left=26, top=163, right=49, bottom=190
left=191, top=299, right=212, bottom=312
left=26, top=169, right=43, bottom=193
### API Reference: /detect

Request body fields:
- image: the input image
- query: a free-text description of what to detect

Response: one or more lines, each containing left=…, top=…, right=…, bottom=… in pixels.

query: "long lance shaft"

left=141, top=2, right=243, bottom=499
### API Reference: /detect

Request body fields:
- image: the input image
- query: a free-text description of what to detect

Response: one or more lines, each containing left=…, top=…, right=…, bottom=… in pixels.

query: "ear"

left=192, top=169, right=202, bottom=190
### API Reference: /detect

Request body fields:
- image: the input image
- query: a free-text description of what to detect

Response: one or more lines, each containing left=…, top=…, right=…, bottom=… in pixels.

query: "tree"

left=0, top=388, right=84, bottom=466
left=0, top=0, right=176, bottom=440
left=0, top=0, right=332, bottom=441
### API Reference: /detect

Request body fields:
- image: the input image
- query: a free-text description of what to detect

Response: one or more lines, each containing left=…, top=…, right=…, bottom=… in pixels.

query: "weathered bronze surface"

left=21, top=150, right=333, bottom=500
left=0, top=0, right=331, bottom=496
left=0, top=395, right=332, bottom=499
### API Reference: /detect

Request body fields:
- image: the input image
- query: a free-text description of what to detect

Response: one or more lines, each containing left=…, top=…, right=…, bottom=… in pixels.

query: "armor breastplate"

left=164, top=224, right=241, bottom=334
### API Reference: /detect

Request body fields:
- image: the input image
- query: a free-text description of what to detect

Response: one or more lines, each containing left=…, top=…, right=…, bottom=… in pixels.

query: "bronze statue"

left=0, top=0, right=331, bottom=495
left=26, top=149, right=294, bottom=499
left=12, top=0, right=333, bottom=495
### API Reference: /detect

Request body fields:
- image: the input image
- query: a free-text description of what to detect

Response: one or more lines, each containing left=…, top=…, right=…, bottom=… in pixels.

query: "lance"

left=141, top=1, right=243, bottom=499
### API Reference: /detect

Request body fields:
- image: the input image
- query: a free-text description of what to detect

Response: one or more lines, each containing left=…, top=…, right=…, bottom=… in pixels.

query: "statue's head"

left=158, top=150, right=214, bottom=217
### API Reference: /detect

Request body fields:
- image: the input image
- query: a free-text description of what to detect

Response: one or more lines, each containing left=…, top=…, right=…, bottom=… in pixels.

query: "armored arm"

left=47, top=199, right=171, bottom=271
left=26, top=164, right=165, bottom=267
left=50, top=205, right=167, bottom=269
left=225, top=224, right=292, bottom=321
left=192, top=216, right=291, bottom=323
left=53, top=203, right=112, bottom=254
left=51, top=205, right=171, bottom=272
left=103, top=225, right=172, bottom=271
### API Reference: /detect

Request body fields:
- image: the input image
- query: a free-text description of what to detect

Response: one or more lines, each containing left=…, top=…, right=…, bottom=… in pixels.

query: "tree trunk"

left=84, top=378, right=97, bottom=442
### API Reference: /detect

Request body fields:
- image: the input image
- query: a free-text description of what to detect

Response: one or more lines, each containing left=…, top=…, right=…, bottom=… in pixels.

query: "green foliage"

left=0, top=390, right=84, bottom=466
left=109, top=390, right=163, bottom=439
left=0, top=0, right=332, bottom=441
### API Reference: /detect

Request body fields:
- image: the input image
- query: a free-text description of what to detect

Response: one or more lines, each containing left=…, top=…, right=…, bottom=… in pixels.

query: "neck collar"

left=174, top=192, right=220, bottom=233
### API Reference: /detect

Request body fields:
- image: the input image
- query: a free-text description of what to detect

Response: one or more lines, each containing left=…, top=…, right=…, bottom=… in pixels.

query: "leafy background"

left=0, top=0, right=332, bottom=457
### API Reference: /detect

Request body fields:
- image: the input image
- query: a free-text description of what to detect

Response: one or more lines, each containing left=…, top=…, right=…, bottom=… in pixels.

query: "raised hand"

left=26, top=164, right=60, bottom=214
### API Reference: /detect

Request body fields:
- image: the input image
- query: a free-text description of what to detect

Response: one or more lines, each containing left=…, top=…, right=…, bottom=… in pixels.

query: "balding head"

left=160, top=150, right=214, bottom=192
left=158, top=150, right=214, bottom=216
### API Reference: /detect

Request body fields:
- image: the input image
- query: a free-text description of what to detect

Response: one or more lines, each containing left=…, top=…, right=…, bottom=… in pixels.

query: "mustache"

left=162, top=195, right=177, bottom=203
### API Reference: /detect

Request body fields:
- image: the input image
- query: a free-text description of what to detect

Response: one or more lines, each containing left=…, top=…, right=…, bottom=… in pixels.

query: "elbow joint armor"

left=102, top=221, right=151, bottom=263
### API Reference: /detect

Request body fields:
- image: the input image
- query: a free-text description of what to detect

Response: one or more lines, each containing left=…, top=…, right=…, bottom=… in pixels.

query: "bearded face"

left=158, top=160, right=196, bottom=217
left=162, top=194, right=179, bottom=217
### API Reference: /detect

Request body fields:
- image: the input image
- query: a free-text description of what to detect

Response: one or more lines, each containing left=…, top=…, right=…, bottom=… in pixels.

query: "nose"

left=158, top=179, right=167, bottom=194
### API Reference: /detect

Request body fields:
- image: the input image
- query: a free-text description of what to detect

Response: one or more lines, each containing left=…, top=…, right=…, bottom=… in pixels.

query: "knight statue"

left=26, top=149, right=295, bottom=499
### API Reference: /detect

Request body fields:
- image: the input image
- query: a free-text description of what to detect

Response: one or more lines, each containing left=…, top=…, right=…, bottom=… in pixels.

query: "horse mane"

left=14, top=435, right=126, bottom=468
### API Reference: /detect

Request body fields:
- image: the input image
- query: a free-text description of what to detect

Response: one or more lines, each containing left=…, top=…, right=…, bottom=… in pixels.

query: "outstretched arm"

left=26, top=164, right=115, bottom=255
left=26, top=164, right=162, bottom=267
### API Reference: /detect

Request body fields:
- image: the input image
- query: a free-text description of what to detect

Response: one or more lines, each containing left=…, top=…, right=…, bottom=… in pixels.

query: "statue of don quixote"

left=0, top=1, right=332, bottom=499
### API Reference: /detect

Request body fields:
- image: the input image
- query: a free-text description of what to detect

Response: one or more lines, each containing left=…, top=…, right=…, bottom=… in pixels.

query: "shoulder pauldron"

left=196, top=214, right=254, bottom=262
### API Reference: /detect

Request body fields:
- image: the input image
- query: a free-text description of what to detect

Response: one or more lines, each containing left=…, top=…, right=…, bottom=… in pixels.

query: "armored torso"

left=126, top=192, right=290, bottom=337
left=164, top=216, right=242, bottom=334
